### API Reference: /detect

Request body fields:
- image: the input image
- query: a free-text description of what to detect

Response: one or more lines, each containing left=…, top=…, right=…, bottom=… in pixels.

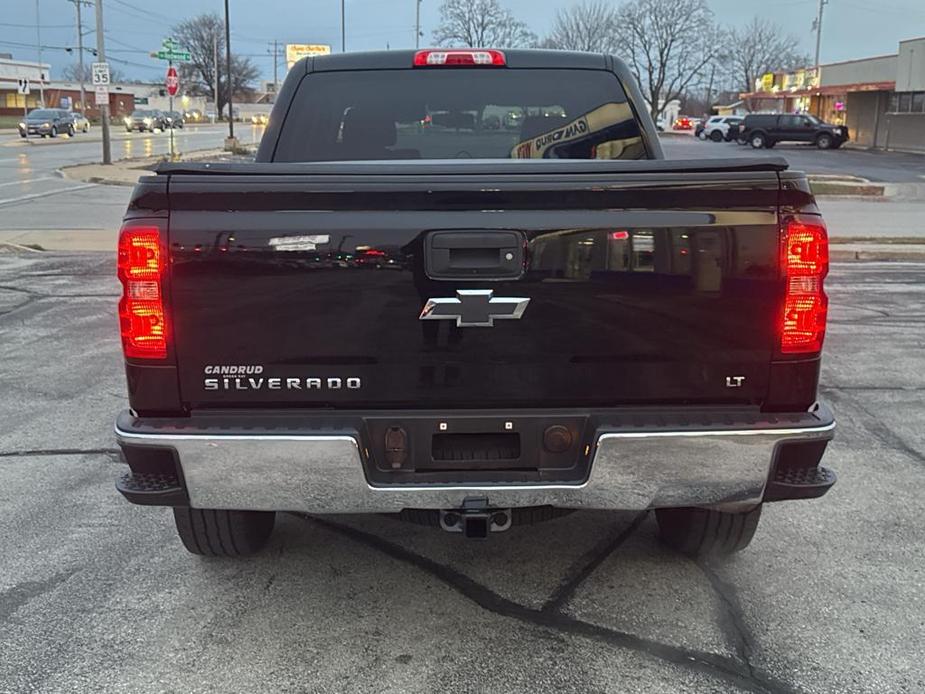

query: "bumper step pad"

left=116, top=471, right=187, bottom=506
left=766, top=465, right=837, bottom=502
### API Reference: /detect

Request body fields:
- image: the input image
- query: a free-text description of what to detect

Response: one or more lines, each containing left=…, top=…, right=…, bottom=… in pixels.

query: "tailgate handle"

left=425, top=230, right=524, bottom=280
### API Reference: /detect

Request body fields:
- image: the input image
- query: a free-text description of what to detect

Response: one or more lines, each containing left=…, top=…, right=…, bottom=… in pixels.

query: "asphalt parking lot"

left=661, top=134, right=925, bottom=183
left=1, top=250, right=923, bottom=694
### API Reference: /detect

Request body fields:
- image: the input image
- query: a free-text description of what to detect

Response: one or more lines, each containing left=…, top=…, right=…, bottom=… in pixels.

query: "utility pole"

left=223, top=0, right=235, bottom=142
left=212, top=33, right=219, bottom=123
left=268, top=40, right=279, bottom=98
left=35, top=0, right=45, bottom=106
left=68, top=0, right=89, bottom=113
left=813, top=0, right=827, bottom=70
left=341, top=0, right=346, bottom=52
left=415, top=0, right=422, bottom=49
left=812, top=0, right=828, bottom=118
left=93, top=0, right=111, bottom=164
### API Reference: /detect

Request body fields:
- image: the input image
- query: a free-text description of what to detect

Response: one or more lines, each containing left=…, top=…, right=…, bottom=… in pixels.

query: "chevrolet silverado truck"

left=114, top=49, right=836, bottom=557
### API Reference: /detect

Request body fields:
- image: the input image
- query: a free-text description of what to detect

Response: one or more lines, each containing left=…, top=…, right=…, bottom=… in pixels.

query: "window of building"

left=913, top=92, right=925, bottom=113
left=888, top=92, right=925, bottom=114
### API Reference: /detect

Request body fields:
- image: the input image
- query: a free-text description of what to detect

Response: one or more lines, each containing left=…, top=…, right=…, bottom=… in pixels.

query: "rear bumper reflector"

left=115, top=404, right=835, bottom=513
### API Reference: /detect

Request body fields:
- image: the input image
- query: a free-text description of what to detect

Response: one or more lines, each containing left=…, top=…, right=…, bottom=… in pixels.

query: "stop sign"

left=165, top=66, right=179, bottom=97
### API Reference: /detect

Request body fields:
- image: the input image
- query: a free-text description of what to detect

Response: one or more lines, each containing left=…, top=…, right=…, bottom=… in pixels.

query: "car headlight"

left=19, top=122, right=25, bottom=129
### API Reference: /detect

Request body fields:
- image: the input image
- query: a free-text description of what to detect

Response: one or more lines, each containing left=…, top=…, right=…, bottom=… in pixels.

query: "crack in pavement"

left=696, top=559, right=758, bottom=674
left=304, top=514, right=801, bottom=694
left=0, top=569, right=78, bottom=624
left=823, top=388, right=925, bottom=466
left=541, top=510, right=648, bottom=613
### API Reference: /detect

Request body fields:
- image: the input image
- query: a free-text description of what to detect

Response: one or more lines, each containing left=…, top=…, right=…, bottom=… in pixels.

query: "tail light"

left=118, top=222, right=168, bottom=359
left=413, top=49, right=506, bottom=67
left=780, top=216, right=828, bottom=354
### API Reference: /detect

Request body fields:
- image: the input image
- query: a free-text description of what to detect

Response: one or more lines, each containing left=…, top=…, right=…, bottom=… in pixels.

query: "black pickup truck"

left=115, top=49, right=835, bottom=557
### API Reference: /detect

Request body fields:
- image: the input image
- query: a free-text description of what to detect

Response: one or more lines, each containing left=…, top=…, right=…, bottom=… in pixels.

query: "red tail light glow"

left=118, top=224, right=167, bottom=359
left=413, top=49, right=506, bottom=67
left=780, top=216, right=828, bottom=354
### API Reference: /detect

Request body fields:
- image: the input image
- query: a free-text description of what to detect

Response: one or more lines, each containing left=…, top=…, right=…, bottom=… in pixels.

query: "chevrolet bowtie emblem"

left=420, top=290, right=530, bottom=327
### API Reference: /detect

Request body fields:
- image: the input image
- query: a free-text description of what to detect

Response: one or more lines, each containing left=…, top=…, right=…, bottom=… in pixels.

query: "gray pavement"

left=664, top=136, right=925, bottom=239
left=0, top=251, right=923, bottom=693
left=0, top=124, right=263, bottom=239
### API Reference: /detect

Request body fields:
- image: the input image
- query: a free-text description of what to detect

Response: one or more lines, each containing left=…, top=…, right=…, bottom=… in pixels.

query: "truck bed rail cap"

left=155, top=157, right=790, bottom=177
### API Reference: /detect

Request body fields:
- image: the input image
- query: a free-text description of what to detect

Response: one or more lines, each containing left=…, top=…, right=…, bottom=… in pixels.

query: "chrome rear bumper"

left=115, top=404, right=835, bottom=514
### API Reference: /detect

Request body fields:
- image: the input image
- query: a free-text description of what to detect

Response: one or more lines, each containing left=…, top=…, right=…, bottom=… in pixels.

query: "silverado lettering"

left=114, top=48, right=836, bottom=559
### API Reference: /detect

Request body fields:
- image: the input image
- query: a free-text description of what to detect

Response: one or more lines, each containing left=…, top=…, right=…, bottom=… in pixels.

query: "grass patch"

left=0, top=115, right=25, bottom=129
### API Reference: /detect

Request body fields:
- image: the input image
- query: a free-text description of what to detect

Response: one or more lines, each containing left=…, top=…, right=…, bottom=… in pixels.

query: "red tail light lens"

left=118, top=224, right=167, bottom=359
left=413, top=49, right=506, bottom=67
left=780, top=216, right=828, bottom=354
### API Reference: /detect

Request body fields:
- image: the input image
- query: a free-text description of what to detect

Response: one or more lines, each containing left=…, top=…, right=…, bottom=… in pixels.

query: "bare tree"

left=172, top=13, right=260, bottom=116
left=433, top=0, right=536, bottom=48
left=544, top=1, right=620, bottom=53
left=61, top=63, right=125, bottom=83
left=613, top=0, right=722, bottom=119
left=727, top=17, right=809, bottom=94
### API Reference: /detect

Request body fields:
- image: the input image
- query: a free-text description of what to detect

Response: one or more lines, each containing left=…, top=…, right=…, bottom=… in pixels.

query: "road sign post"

left=166, top=63, right=179, bottom=159
left=17, top=79, right=30, bottom=117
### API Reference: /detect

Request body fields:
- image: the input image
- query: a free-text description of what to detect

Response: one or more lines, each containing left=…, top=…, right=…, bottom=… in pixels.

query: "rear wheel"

left=750, top=132, right=766, bottom=149
left=816, top=133, right=833, bottom=149
left=656, top=505, right=762, bottom=555
left=709, top=129, right=723, bottom=142
left=173, top=507, right=275, bottom=556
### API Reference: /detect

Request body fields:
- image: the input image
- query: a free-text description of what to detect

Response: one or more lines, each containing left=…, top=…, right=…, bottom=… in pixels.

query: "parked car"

left=738, top=113, right=849, bottom=149
left=164, top=111, right=184, bottom=129
left=113, top=48, right=835, bottom=558
left=700, top=115, right=743, bottom=142
left=18, top=108, right=76, bottom=138
left=68, top=111, right=91, bottom=133
left=124, top=110, right=167, bottom=132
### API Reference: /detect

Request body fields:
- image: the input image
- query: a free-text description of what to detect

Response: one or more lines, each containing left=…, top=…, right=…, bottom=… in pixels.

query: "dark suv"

left=739, top=113, right=848, bottom=149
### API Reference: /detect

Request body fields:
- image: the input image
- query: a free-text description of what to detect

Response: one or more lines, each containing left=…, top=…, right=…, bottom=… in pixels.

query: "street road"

left=0, top=124, right=263, bottom=236
left=0, top=252, right=923, bottom=693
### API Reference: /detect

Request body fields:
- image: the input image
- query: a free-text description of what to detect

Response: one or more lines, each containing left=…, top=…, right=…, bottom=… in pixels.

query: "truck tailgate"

left=162, top=160, right=786, bottom=410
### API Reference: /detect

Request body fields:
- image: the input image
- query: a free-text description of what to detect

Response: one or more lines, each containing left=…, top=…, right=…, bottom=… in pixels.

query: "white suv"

left=700, top=116, right=743, bottom=142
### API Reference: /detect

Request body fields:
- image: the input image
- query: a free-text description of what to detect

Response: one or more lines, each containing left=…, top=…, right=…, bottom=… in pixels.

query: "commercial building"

left=0, top=56, right=50, bottom=115
left=740, top=36, right=925, bottom=152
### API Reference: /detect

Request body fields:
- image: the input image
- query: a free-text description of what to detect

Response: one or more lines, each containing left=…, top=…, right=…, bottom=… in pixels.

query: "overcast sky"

left=2, top=0, right=924, bottom=84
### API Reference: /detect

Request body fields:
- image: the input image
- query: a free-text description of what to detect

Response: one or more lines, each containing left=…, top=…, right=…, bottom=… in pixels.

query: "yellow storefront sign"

left=285, top=44, right=332, bottom=69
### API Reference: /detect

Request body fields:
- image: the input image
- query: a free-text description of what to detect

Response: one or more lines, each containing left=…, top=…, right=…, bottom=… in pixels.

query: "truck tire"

left=749, top=132, right=766, bottom=149
left=655, top=505, right=761, bottom=555
left=710, top=129, right=723, bottom=142
left=172, top=507, right=275, bottom=556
